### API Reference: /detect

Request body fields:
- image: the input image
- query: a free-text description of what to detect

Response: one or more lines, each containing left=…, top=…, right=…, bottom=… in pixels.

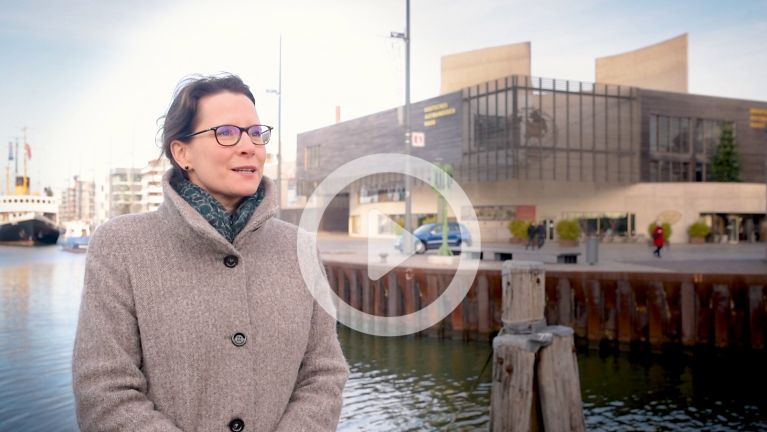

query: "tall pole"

left=5, top=141, right=10, bottom=195
left=403, top=0, right=412, bottom=253
left=14, top=138, right=19, bottom=180
left=22, top=128, right=28, bottom=193
left=276, top=35, right=283, bottom=219
left=14, top=138, right=19, bottom=193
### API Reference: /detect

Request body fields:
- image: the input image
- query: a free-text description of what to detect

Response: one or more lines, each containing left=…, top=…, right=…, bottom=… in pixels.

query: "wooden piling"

left=602, top=280, right=617, bottom=342
left=713, top=284, right=731, bottom=348
left=616, top=280, right=634, bottom=345
left=321, top=260, right=767, bottom=350
left=648, top=281, right=667, bottom=347
left=491, top=262, right=586, bottom=431
left=749, top=285, right=765, bottom=349
left=502, top=261, right=546, bottom=332
left=537, top=326, right=586, bottom=432
left=681, top=282, right=696, bottom=346
left=572, top=277, right=588, bottom=338
left=386, top=272, right=400, bottom=317
left=478, top=274, right=492, bottom=335
left=361, top=273, right=372, bottom=315
left=491, top=334, right=537, bottom=432
left=586, top=280, right=603, bottom=343
left=557, top=278, right=573, bottom=327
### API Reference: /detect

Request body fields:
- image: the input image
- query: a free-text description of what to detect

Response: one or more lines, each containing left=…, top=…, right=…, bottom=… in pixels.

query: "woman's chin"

left=234, top=181, right=262, bottom=198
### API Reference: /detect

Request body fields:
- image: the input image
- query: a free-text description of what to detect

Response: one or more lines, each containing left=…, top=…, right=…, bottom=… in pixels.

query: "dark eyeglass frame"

left=182, top=124, right=273, bottom=146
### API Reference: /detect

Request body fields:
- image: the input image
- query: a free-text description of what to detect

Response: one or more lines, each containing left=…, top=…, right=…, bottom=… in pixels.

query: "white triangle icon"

left=367, top=209, right=419, bottom=281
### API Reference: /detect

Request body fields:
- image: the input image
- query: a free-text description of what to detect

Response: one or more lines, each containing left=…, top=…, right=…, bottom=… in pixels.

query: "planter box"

left=689, top=237, right=705, bottom=244
left=558, top=240, right=579, bottom=247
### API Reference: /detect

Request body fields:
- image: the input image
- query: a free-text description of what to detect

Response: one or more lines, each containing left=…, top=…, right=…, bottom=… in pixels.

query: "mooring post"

left=491, top=261, right=586, bottom=432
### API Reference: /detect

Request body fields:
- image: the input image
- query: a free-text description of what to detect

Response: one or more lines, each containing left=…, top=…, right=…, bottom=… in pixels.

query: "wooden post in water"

left=491, top=261, right=586, bottom=432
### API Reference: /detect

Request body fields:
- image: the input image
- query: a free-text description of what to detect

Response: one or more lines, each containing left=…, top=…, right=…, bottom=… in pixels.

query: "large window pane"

left=658, top=116, right=669, bottom=152
left=669, top=117, right=679, bottom=153
left=693, top=119, right=703, bottom=154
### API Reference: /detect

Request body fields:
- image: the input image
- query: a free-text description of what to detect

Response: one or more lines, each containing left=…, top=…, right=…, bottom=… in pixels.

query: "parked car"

left=395, top=222, right=472, bottom=254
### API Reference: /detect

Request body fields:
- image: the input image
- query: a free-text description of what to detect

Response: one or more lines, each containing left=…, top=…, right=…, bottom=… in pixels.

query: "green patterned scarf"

left=170, top=171, right=266, bottom=243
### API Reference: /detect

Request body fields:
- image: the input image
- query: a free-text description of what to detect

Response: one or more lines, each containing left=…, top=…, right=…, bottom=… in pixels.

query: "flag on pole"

left=24, top=143, right=31, bottom=160
left=7, top=142, right=12, bottom=161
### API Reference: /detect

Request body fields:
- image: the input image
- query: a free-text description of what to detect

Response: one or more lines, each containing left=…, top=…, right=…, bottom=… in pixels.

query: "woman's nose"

left=235, top=136, right=257, bottom=155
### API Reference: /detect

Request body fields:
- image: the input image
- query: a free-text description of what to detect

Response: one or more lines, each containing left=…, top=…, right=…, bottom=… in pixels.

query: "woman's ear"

left=171, top=140, right=191, bottom=170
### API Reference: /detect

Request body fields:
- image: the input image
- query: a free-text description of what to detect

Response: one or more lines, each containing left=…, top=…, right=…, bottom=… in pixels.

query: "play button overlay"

left=296, top=153, right=482, bottom=337
left=366, top=209, right=418, bottom=281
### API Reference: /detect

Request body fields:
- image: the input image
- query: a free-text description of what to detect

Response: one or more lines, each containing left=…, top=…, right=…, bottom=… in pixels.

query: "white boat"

left=1, top=136, right=61, bottom=246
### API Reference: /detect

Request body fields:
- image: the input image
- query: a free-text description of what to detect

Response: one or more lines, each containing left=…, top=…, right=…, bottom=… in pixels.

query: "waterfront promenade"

left=317, top=232, right=767, bottom=274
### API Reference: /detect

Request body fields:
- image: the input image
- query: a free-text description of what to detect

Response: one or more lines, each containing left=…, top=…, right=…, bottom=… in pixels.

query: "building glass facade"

left=648, top=114, right=733, bottom=182
left=459, top=76, right=640, bottom=184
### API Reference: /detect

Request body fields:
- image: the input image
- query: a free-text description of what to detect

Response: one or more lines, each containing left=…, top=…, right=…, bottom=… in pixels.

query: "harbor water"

left=1, top=246, right=766, bottom=431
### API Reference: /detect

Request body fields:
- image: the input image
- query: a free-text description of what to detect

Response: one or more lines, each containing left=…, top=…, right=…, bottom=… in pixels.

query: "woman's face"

left=172, top=91, right=266, bottom=212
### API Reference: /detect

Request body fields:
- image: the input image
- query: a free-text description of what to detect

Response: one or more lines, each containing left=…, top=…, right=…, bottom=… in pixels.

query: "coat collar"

left=159, top=169, right=279, bottom=253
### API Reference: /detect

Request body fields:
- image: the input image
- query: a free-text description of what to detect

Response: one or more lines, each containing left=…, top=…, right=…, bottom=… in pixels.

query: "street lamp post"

left=391, top=0, right=411, bottom=253
left=266, top=36, right=282, bottom=219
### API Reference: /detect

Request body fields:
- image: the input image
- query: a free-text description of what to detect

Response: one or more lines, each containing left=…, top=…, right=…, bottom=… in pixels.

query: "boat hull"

left=0, top=217, right=61, bottom=246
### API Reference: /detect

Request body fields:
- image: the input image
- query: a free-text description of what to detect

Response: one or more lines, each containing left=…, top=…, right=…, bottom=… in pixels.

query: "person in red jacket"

left=652, top=223, right=664, bottom=257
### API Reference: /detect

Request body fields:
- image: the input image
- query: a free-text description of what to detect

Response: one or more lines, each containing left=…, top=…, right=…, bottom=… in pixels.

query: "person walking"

left=526, top=222, right=537, bottom=250
left=536, top=222, right=546, bottom=249
left=652, top=223, right=665, bottom=257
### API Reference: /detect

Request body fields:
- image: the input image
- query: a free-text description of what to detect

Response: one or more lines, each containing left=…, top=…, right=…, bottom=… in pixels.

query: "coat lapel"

left=159, top=169, right=279, bottom=253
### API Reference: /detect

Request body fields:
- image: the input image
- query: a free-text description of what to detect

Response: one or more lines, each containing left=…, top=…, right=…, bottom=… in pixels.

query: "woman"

left=73, top=74, right=349, bottom=431
left=653, top=223, right=665, bottom=257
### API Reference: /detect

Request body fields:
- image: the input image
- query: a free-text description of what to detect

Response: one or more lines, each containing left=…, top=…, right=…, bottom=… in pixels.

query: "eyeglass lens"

left=215, top=125, right=271, bottom=145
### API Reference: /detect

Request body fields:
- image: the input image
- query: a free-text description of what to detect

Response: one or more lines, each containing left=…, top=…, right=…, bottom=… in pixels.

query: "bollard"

left=586, top=235, right=599, bottom=265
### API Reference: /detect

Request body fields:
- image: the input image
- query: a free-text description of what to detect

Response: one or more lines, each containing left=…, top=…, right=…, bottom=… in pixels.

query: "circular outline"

left=297, top=153, right=482, bottom=337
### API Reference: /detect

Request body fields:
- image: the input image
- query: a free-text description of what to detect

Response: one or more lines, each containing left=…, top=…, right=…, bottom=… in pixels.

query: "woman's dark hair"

left=159, top=73, right=256, bottom=177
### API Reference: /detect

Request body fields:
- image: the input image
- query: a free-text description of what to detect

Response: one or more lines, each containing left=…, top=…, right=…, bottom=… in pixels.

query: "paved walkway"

left=317, top=232, right=767, bottom=274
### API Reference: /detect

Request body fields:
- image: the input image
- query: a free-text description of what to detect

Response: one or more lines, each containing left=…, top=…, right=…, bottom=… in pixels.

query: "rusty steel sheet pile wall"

left=323, top=262, right=767, bottom=350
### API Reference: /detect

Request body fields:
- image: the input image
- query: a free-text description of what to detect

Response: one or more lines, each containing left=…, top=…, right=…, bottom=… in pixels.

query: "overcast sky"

left=1, top=0, right=766, bottom=192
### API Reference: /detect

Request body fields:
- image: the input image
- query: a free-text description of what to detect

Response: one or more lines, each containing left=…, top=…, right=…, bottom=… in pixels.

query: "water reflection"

left=579, top=348, right=767, bottom=431
left=0, top=247, right=83, bottom=431
left=339, top=328, right=492, bottom=431
left=340, top=325, right=767, bottom=431
left=0, top=247, right=766, bottom=431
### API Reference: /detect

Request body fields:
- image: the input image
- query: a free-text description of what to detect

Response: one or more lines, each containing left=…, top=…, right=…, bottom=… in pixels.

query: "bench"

left=556, top=253, right=580, bottom=264
left=449, top=247, right=512, bottom=261
left=449, top=247, right=482, bottom=259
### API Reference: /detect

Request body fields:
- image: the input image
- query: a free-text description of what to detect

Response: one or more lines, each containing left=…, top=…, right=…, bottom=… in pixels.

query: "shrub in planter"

left=556, top=219, right=581, bottom=245
left=392, top=217, right=405, bottom=235
left=508, top=219, right=530, bottom=242
left=419, top=215, right=437, bottom=225
left=687, top=221, right=710, bottom=243
left=647, top=222, right=672, bottom=242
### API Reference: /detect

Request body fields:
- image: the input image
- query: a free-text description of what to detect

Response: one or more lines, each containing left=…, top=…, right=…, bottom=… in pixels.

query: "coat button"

left=224, top=255, right=239, bottom=268
left=229, top=418, right=244, bottom=432
left=231, top=332, right=247, bottom=347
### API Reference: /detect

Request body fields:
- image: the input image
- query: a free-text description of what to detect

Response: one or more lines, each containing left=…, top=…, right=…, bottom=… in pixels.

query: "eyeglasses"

left=182, top=124, right=273, bottom=146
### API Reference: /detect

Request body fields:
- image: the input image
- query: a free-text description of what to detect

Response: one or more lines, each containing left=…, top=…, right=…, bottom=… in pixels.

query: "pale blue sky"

left=1, top=0, right=766, bottom=191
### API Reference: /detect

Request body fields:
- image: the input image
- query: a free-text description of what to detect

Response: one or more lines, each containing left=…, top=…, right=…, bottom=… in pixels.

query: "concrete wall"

left=596, top=34, right=688, bottom=93
left=440, top=42, right=531, bottom=95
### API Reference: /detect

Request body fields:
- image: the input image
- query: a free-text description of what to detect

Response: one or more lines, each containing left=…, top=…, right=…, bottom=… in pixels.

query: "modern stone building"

left=108, top=168, right=143, bottom=218
left=59, top=175, right=96, bottom=225
left=296, top=36, right=767, bottom=244
left=140, top=158, right=171, bottom=213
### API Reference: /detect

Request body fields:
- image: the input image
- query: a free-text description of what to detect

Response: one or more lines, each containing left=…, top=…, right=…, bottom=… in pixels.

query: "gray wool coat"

left=73, top=171, right=349, bottom=432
